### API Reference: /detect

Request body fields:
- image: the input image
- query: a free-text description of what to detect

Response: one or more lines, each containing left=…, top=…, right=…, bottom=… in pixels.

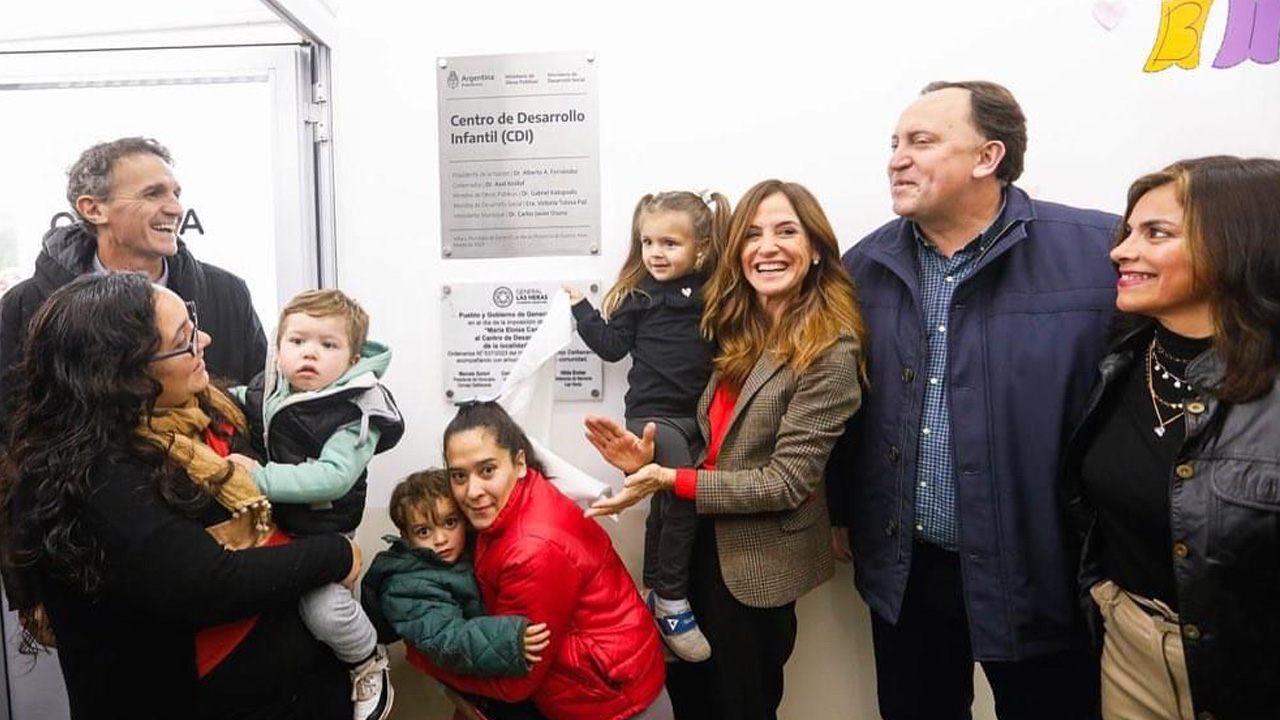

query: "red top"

left=674, top=383, right=737, bottom=501
left=194, top=423, right=291, bottom=678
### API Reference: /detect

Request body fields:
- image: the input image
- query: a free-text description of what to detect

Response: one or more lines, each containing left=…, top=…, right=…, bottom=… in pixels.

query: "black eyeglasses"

left=151, top=301, right=199, bottom=362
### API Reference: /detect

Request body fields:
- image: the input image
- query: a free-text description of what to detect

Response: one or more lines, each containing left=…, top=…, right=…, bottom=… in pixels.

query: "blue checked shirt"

left=912, top=198, right=1007, bottom=550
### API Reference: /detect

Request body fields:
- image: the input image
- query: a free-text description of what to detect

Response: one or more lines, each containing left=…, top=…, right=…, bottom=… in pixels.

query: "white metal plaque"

left=442, top=280, right=603, bottom=401
left=437, top=51, right=601, bottom=258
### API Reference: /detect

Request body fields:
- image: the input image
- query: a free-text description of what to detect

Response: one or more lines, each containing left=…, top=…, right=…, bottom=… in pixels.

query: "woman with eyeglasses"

left=0, top=272, right=360, bottom=719
left=1063, top=156, right=1280, bottom=720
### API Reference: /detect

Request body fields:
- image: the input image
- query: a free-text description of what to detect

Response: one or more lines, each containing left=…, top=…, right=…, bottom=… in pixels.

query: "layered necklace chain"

left=1145, top=336, right=1195, bottom=438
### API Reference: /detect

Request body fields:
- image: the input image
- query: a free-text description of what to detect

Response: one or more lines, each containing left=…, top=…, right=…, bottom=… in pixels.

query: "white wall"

left=332, top=1, right=1280, bottom=718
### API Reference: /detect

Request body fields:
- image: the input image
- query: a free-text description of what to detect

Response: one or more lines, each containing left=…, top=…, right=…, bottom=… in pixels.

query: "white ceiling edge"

left=0, top=1, right=335, bottom=54
left=259, top=0, right=337, bottom=47
left=0, top=21, right=300, bottom=53
left=0, top=2, right=282, bottom=39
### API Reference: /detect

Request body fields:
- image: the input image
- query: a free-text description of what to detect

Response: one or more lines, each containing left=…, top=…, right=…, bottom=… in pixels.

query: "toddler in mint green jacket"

left=227, top=289, right=403, bottom=720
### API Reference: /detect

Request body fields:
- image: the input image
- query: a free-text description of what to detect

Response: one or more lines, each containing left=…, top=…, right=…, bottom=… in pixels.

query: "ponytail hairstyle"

left=443, top=401, right=547, bottom=477
left=600, top=190, right=731, bottom=318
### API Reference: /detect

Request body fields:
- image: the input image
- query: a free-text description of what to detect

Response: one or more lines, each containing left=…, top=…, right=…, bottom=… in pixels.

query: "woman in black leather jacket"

left=1063, top=156, right=1280, bottom=720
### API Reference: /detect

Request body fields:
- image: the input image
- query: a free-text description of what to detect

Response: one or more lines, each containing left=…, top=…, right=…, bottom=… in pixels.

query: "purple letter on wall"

left=1213, top=0, right=1280, bottom=67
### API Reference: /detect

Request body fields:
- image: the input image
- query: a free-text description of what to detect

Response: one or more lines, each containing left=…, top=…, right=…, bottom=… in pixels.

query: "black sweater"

left=572, top=274, right=714, bottom=419
left=10, top=453, right=353, bottom=720
left=1078, top=325, right=1211, bottom=609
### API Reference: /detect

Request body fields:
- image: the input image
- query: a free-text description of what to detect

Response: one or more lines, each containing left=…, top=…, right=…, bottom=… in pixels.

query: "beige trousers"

left=1090, top=579, right=1195, bottom=720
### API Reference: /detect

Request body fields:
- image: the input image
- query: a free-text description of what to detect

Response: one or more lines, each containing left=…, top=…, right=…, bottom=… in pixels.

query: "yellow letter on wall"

left=1145, top=0, right=1217, bottom=71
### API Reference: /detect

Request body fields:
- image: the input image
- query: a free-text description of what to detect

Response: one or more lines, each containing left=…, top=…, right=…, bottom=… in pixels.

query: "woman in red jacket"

left=411, top=401, right=670, bottom=720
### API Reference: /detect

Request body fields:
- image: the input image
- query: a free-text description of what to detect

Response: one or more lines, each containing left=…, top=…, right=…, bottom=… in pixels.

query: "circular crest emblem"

left=492, top=286, right=514, bottom=308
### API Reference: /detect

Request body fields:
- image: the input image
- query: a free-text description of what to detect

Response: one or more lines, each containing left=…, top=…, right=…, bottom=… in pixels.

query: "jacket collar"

left=718, top=352, right=785, bottom=440
left=633, top=271, right=705, bottom=309
left=639, top=269, right=705, bottom=293
left=35, top=222, right=203, bottom=295
left=35, top=224, right=96, bottom=292
left=1091, top=317, right=1225, bottom=445
left=700, top=334, right=853, bottom=446
left=255, top=341, right=398, bottom=458
left=1097, top=317, right=1150, bottom=379
left=860, top=185, right=1036, bottom=290
left=1102, top=317, right=1224, bottom=387
left=263, top=341, right=394, bottom=407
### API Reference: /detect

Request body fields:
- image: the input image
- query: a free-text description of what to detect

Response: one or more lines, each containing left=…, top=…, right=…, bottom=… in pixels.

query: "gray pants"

left=630, top=688, right=675, bottom=720
left=627, top=416, right=702, bottom=600
left=299, top=581, right=377, bottom=664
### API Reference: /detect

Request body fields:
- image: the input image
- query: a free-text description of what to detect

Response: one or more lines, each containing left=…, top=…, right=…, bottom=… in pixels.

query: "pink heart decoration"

left=1093, top=0, right=1128, bottom=30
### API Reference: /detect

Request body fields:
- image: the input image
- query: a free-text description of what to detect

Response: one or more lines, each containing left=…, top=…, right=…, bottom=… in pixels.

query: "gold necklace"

left=1151, top=339, right=1195, bottom=393
left=1145, top=339, right=1183, bottom=438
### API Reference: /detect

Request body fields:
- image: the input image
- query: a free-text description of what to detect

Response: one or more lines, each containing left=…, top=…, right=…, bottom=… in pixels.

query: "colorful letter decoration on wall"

left=1213, top=0, right=1280, bottom=67
left=1145, top=0, right=1217, bottom=71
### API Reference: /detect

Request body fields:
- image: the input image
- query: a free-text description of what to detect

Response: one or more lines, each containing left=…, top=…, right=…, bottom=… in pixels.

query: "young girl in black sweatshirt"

left=566, top=189, right=729, bottom=662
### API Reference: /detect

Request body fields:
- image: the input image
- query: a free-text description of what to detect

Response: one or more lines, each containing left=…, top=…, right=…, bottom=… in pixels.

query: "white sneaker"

left=649, top=591, right=712, bottom=663
left=351, top=645, right=394, bottom=720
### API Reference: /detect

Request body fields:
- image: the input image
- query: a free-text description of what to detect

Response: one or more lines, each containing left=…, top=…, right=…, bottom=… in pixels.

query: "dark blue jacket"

left=828, top=186, right=1117, bottom=660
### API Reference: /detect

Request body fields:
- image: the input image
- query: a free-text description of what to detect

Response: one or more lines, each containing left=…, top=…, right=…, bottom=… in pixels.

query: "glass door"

left=0, top=43, right=320, bottom=326
left=0, top=42, right=319, bottom=719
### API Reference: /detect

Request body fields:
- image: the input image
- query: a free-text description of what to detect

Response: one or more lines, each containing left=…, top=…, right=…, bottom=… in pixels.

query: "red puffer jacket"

left=407, top=469, right=665, bottom=720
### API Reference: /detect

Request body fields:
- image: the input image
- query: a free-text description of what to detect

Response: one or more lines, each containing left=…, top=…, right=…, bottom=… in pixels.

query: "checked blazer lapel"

left=716, top=353, right=786, bottom=449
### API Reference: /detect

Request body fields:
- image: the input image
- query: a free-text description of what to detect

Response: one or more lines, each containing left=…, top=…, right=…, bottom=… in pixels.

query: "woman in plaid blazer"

left=587, top=179, right=866, bottom=720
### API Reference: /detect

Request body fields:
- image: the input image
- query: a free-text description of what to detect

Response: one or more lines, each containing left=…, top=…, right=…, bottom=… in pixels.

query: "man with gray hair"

left=827, top=81, right=1116, bottom=718
left=0, top=136, right=267, bottom=469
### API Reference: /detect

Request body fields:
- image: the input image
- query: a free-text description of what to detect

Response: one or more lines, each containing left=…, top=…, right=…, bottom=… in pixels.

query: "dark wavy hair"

left=442, top=401, right=546, bottom=477
left=0, top=274, right=215, bottom=646
left=1118, top=156, right=1280, bottom=402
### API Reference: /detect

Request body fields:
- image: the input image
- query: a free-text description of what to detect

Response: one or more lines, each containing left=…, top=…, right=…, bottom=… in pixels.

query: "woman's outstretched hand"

left=584, top=416, right=655, bottom=474
left=523, top=622, right=551, bottom=664
left=585, top=463, right=676, bottom=518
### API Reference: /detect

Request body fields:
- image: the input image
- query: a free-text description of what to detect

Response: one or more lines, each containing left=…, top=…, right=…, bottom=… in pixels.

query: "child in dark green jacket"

left=362, top=470, right=549, bottom=719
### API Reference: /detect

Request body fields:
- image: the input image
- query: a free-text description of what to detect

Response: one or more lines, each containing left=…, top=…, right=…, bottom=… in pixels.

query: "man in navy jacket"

left=828, top=81, right=1116, bottom=719
left=1, top=137, right=267, bottom=440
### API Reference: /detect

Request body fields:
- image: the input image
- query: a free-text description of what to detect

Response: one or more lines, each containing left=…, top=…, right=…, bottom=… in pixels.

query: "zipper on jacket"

left=260, top=372, right=378, bottom=462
